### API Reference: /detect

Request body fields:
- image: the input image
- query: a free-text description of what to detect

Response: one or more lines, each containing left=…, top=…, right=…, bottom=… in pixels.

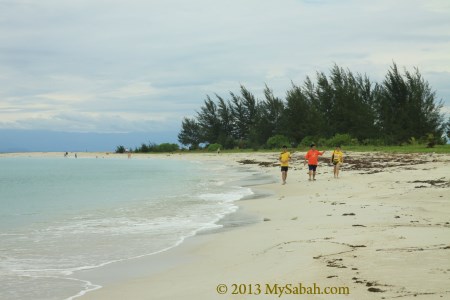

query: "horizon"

left=1, top=0, right=449, bottom=152
left=0, top=130, right=178, bottom=153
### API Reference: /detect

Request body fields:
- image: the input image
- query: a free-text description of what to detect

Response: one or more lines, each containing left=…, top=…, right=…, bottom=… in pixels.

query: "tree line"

left=115, top=143, right=179, bottom=153
left=178, top=63, right=448, bottom=149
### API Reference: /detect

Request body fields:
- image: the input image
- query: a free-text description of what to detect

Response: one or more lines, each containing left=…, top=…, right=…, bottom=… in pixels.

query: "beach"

left=2, top=151, right=450, bottom=299
left=67, top=150, right=448, bottom=300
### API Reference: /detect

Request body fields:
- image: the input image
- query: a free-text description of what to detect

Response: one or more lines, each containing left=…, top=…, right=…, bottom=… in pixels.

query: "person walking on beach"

left=304, top=143, right=325, bottom=181
left=279, top=145, right=291, bottom=185
left=331, top=145, right=344, bottom=178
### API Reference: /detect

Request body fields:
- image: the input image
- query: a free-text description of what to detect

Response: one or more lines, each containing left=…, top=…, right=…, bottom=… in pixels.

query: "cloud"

left=36, top=92, right=93, bottom=105
left=103, top=82, right=159, bottom=99
left=0, top=110, right=175, bottom=133
left=0, top=0, right=449, bottom=136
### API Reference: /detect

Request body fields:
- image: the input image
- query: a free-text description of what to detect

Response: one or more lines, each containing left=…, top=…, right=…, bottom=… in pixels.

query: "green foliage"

left=178, top=117, right=201, bottom=149
left=131, top=142, right=179, bottom=153
left=343, top=144, right=450, bottom=154
left=196, top=96, right=221, bottom=144
left=253, top=85, right=285, bottom=146
left=207, top=143, right=222, bottom=151
left=360, top=138, right=386, bottom=146
left=282, top=82, right=314, bottom=143
left=408, top=137, right=418, bottom=145
left=299, top=136, right=317, bottom=148
left=446, top=117, right=450, bottom=141
left=377, top=63, right=444, bottom=144
left=327, top=133, right=358, bottom=147
left=115, top=145, right=126, bottom=153
left=426, top=137, right=435, bottom=148
left=156, top=143, right=179, bottom=152
left=266, top=135, right=290, bottom=149
left=318, top=137, right=328, bottom=147
left=424, top=133, right=442, bottom=148
left=139, top=143, right=149, bottom=152
left=177, top=62, right=446, bottom=149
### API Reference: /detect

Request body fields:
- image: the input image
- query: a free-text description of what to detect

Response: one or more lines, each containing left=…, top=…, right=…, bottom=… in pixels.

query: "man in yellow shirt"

left=331, top=145, right=344, bottom=178
left=279, top=145, right=291, bottom=185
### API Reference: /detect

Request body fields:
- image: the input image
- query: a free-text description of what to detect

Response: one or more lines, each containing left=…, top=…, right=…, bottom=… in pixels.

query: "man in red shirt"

left=304, top=143, right=325, bottom=181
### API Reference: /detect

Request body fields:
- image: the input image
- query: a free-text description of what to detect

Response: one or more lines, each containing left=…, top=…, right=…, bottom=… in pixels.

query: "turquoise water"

left=0, top=156, right=255, bottom=300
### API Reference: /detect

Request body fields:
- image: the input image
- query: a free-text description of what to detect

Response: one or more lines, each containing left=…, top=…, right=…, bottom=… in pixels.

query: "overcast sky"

left=0, top=0, right=449, bottom=150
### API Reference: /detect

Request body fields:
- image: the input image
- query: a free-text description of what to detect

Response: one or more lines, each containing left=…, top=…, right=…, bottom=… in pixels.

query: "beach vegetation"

left=156, top=143, right=180, bottom=152
left=207, top=143, right=222, bottom=151
left=326, top=133, right=358, bottom=147
left=299, top=136, right=318, bottom=147
left=138, top=143, right=150, bottom=152
left=446, top=116, right=450, bottom=140
left=115, top=145, right=126, bottom=153
left=376, top=64, right=445, bottom=145
left=266, top=135, right=290, bottom=149
left=339, top=144, right=450, bottom=153
left=408, top=137, right=418, bottom=146
left=124, top=142, right=179, bottom=153
left=178, top=117, right=202, bottom=149
left=178, top=62, right=447, bottom=150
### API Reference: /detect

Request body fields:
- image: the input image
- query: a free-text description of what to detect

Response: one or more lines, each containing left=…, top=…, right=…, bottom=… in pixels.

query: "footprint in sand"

left=278, top=196, right=285, bottom=200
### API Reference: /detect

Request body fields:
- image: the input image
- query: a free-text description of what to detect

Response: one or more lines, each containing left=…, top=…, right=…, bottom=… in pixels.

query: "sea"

left=0, top=155, right=272, bottom=300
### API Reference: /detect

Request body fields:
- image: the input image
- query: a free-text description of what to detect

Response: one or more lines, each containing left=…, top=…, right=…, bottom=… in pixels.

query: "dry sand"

left=4, top=151, right=449, bottom=299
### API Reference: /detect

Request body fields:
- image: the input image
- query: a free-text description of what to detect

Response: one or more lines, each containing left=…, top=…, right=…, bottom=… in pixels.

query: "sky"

left=1, top=0, right=449, bottom=152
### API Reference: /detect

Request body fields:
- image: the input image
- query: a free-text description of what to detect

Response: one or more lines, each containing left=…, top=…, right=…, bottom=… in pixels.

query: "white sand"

left=3, top=151, right=449, bottom=299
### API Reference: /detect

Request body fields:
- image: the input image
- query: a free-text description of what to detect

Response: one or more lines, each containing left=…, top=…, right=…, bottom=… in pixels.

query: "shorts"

left=281, top=166, right=288, bottom=172
left=333, top=161, right=339, bottom=166
left=308, top=164, right=317, bottom=171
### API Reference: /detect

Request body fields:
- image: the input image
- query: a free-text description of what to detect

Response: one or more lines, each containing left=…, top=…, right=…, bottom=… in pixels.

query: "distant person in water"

left=279, top=145, right=291, bottom=185
left=64, top=152, right=68, bottom=157
left=304, top=143, right=325, bottom=181
left=331, top=145, right=344, bottom=178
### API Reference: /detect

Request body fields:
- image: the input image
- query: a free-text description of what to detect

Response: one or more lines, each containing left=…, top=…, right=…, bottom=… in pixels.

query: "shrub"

left=299, top=136, right=317, bottom=148
left=157, top=143, right=179, bottom=152
left=327, top=133, right=358, bottom=147
left=266, top=135, right=290, bottom=149
left=424, top=133, right=436, bottom=148
left=409, top=137, right=418, bottom=145
left=318, top=137, right=329, bottom=147
left=361, top=138, right=386, bottom=146
left=207, top=143, right=222, bottom=152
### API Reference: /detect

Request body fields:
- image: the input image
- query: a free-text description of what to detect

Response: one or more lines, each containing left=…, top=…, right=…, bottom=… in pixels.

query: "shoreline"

left=1, top=152, right=271, bottom=300
left=78, top=151, right=449, bottom=300
left=63, top=157, right=275, bottom=299
left=2, top=151, right=450, bottom=299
